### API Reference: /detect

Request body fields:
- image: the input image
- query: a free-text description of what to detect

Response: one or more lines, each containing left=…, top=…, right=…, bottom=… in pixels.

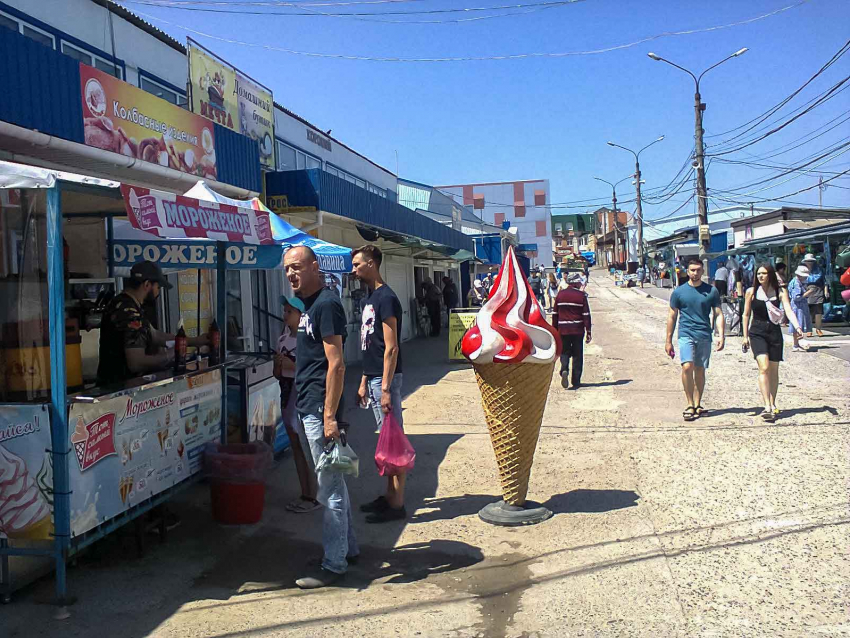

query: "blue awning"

left=266, top=169, right=474, bottom=254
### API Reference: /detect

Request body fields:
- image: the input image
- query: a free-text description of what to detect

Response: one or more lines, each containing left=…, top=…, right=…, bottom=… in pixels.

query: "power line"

left=124, top=0, right=583, bottom=24
left=130, top=1, right=809, bottom=62
left=704, top=38, right=850, bottom=144
left=710, top=167, right=850, bottom=204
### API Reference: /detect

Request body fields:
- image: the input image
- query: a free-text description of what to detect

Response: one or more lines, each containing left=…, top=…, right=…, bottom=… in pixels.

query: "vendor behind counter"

left=98, top=260, right=210, bottom=386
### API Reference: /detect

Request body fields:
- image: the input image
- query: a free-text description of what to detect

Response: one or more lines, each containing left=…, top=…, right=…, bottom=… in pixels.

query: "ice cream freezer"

left=226, top=354, right=290, bottom=455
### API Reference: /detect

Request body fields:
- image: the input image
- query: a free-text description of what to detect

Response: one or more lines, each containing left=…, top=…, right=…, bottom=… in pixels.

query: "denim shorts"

left=678, top=337, right=712, bottom=368
left=367, top=373, right=403, bottom=433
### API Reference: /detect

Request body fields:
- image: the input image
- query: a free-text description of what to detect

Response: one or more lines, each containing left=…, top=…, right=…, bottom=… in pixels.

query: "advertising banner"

left=0, top=405, right=53, bottom=541
left=448, top=311, right=478, bottom=361
left=235, top=73, right=275, bottom=169
left=121, top=184, right=275, bottom=245
left=68, top=371, right=222, bottom=537
left=188, top=38, right=275, bottom=169
left=177, top=269, right=213, bottom=338
left=80, top=65, right=217, bottom=180
left=246, top=377, right=289, bottom=454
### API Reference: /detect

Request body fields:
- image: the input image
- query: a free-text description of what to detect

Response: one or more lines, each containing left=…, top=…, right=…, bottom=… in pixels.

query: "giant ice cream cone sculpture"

left=462, top=248, right=561, bottom=509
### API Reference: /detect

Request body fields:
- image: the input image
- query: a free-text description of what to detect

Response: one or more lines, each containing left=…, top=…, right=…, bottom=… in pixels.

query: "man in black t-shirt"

left=352, top=245, right=407, bottom=524
left=284, top=246, right=358, bottom=589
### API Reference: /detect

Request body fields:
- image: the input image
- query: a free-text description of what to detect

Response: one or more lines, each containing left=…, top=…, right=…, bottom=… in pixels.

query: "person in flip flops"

left=274, top=296, right=320, bottom=514
left=664, top=258, right=725, bottom=422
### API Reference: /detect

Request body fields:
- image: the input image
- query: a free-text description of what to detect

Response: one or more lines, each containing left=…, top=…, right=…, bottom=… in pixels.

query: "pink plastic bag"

left=374, top=413, right=416, bottom=476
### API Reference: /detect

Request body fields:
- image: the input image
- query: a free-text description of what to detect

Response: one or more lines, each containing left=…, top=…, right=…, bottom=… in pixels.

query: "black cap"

left=129, top=260, right=173, bottom=289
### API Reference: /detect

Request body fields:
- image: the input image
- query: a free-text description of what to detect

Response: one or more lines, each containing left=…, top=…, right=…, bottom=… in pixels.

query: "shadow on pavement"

left=777, top=405, right=839, bottom=419
left=576, top=379, right=632, bottom=388
left=6, top=337, right=471, bottom=637
left=408, top=489, right=640, bottom=523
left=544, top=489, right=639, bottom=514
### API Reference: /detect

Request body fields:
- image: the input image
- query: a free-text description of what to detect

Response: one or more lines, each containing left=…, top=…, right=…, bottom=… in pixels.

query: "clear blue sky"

left=124, top=0, right=849, bottom=219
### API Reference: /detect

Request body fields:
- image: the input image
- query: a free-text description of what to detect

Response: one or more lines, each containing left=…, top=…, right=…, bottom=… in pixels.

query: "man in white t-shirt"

left=273, top=296, right=319, bottom=514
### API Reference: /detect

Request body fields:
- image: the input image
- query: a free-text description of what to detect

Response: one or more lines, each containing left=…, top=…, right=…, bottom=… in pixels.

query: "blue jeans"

left=367, top=373, right=403, bottom=433
left=300, top=413, right=359, bottom=574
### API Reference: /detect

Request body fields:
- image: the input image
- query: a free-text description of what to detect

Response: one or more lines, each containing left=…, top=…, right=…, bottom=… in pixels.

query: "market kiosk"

left=0, top=162, right=351, bottom=606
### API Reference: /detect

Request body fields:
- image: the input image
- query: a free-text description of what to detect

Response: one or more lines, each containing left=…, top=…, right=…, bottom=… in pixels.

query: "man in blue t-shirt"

left=665, top=257, right=725, bottom=422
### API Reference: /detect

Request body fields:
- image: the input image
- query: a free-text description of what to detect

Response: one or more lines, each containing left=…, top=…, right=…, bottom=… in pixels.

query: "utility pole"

left=818, top=176, right=826, bottom=207
left=694, top=91, right=709, bottom=255
left=648, top=48, right=748, bottom=261
left=607, top=136, right=664, bottom=268
left=595, top=175, right=631, bottom=268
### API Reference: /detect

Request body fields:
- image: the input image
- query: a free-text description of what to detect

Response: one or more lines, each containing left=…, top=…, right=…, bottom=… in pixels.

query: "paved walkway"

left=5, top=276, right=849, bottom=637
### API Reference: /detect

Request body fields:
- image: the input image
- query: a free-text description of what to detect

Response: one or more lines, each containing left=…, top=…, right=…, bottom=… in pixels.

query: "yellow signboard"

left=448, top=310, right=478, bottom=361
left=177, top=269, right=213, bottom=338
left=267, top=195, right=318, bottom=215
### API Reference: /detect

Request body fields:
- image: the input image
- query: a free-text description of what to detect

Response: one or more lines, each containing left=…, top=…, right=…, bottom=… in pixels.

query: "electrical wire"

left=707, top=75, right=850, bottom=157
left=123, top=0, right=585, bottom=24
left=704, top=37, right=849, bottom=144
left=710, top=167, right=850, bottom=204
left=129, top=2, right=809, bottom=61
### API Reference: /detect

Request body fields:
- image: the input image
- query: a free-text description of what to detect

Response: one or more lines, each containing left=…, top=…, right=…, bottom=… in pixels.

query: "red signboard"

left=121, top=185, right=275, bottom=245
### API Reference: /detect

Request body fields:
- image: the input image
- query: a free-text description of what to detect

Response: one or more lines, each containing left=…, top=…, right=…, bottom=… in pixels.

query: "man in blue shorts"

left=664, top=257, right=725, bottom=421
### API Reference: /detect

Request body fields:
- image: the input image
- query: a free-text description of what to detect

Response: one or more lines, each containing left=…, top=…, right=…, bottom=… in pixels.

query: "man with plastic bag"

left=284, top=246, right=359, bottom=589
left=353, top=245, right=410, bottom=523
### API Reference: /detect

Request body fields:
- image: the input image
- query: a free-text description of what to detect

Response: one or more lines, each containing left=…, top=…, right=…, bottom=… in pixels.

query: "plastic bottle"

left=174, top=320, right=187, bottom=375
left=208, top=319, right=221, bottom=365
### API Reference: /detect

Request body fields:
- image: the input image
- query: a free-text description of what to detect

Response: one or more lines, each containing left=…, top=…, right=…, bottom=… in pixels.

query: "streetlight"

left=594, top=175, right=633, bottom=268
left=607, top=135, right=665, bottom=268
left=647, top=48, right=748, bottom=258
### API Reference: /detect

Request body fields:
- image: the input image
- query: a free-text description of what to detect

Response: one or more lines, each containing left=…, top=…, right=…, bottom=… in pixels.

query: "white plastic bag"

left=316, top=435, right=359, bottom=477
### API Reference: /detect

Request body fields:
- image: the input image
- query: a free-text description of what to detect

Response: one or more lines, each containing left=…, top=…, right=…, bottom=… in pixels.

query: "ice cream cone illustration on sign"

left=461, top=247, right=561, bottom=526
left=0, top=445, right=53, bottom=540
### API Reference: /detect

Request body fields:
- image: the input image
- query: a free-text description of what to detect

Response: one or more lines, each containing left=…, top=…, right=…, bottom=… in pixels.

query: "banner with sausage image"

left=81, top=65, right=217, bottom=180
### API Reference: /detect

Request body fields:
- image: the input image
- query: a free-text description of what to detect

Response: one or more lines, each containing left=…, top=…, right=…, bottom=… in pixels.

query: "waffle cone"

left=8, top=515, right=53, bottom=541
left=473, top=361, right=555, bottom=506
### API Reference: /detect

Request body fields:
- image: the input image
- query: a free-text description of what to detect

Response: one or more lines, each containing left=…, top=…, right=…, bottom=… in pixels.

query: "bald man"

left=284, top=246, right=358, bottom=589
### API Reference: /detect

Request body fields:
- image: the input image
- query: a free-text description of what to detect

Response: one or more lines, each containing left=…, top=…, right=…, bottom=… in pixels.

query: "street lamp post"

left=607, top=136, right=664, bottom=269
left=594, top=175, right=632, bottom=268
left=647, top=48, right=748, bottom=259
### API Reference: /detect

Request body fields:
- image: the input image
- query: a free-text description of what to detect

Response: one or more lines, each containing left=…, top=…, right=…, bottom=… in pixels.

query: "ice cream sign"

left=121, top=185, right=275, bottom=245
left=71, top=414, right=117, bottom=471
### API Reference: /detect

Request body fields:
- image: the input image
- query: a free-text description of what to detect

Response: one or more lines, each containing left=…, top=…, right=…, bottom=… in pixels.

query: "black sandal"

left=760, top=409, right=775, bottom=422
left=695, top=405, right=708, bottom=416
left=683, top=407, right=697, bottom=422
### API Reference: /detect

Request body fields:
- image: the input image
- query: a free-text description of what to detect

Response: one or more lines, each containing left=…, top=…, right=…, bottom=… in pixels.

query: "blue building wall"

left=0, top=26, right=261, bottom=193
left=266, top=169, right=474, bottom=253
left=0, top=26, right=84, bottom=143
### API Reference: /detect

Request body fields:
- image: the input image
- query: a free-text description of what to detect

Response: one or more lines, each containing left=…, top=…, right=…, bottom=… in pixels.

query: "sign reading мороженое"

left=112, top=241, right=262, bottom=268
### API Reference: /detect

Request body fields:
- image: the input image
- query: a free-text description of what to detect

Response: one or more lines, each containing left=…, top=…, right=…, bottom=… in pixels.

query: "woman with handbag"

left=742, top=264, right=804, bottom=422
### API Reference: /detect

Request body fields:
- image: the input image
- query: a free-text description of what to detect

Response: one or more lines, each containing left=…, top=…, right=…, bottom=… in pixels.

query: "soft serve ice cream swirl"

left=462, top=247, right=560, bottom=364
left=0, top=445, right=50, bottom=537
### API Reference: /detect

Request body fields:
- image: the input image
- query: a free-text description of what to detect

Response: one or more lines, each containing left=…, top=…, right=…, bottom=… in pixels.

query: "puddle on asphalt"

left=434, top=552, right=536, bottom=638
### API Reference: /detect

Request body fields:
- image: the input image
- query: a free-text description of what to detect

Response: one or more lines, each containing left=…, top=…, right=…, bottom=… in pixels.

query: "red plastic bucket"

left=210, top=481, right=265, bottom=525
left=204, top=442, right=273, bottom=525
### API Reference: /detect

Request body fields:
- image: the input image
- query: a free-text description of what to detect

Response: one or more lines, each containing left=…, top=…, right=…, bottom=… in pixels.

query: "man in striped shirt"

left=553, top=273, right=592, bottom=389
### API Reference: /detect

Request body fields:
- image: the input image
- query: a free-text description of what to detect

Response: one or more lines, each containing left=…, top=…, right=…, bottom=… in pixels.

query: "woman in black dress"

left=741, top=264, right=804, bottom=421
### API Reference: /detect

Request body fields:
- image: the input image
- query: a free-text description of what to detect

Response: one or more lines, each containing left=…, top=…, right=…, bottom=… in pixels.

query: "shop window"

left=61, top=41, right=120, bottom=78
left=22, top=24, right=53, bottom=48
left=0, top=13, right=18, bottom=31
left=140, top=76, right=184, bottom=106
left=306, top=155, right=321, bottom=170
left=276, top=141, right=297, bottom=171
